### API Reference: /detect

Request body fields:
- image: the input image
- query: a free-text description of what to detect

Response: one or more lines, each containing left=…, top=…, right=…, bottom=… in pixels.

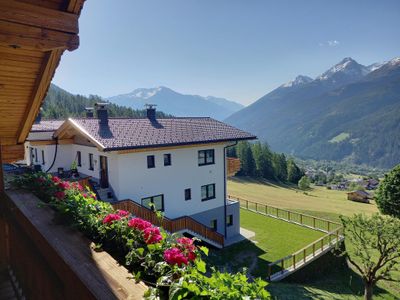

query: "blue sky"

left=53, top=0, right=400, bottom=105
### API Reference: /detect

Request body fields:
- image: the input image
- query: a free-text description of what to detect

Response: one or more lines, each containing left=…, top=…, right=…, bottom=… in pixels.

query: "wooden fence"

left=228, top=195, right=344, bottom=281
left=113, top=200, right=225, bottom=247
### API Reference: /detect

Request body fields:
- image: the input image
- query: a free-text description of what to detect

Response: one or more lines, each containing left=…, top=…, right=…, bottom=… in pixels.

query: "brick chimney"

left=85, top=107, right=94, bottom=118
left=145, top=104, right=157, bottom=121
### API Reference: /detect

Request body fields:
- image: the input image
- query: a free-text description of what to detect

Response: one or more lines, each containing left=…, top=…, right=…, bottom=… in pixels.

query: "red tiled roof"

left=31, top=120, right=64, bottom=132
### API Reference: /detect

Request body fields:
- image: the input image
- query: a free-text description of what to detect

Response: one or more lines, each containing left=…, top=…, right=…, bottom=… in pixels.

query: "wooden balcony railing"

left=227, top=157, right=241, bottom=177
left=0, top=190, right=147, bottom=299
left=113, top=200, right=225, bottom=247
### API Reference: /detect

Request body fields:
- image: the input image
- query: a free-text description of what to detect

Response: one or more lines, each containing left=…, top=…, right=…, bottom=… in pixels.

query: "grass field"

left=228, top=177, right=378, bottom=222
left=206, top=209, right=324, bottom=278
left=227, top=177, right=399, bottom=299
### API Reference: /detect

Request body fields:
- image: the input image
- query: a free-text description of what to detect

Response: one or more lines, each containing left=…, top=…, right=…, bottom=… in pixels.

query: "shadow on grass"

left=230, top=176, right=305, bottom=193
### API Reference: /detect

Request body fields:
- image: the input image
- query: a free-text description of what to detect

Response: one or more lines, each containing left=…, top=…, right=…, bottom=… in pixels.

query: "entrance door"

left=99, top=155, right=109, bottom=188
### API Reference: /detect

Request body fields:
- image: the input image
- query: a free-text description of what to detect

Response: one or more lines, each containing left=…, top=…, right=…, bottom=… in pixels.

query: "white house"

left=25, top=104, right=256, bottom=247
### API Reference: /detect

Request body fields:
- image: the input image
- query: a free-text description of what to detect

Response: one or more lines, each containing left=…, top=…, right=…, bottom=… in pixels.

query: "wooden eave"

left=0, top=0, right=85, bottom=163
left=54, top=119, right=106, bottom=151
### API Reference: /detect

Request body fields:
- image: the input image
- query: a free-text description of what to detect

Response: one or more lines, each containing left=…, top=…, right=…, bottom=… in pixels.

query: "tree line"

left=42, top=84, right=171, bottom=119
left=227, top=141, right=304, bottom=184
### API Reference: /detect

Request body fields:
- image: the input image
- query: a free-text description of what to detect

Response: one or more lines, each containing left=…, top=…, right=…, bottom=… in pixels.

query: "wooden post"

left=300, top=214, right=303, bottom=225
left=293, top=255, right=296, bottom=268
left=327, top=221, right=331, bottom=232
left=288, top=211, right=291, bottom=221
left=276, top=208, right=279, bottom=218
left=246, top=200, right=248, bottom=209
left=265, top=205, right=268, bottom=215
left=312, top=243, right=315, bottom=256
left=303, top=249, right=306, bottom=263
left=255, top=202, right=258, bottom=212
left=313, top=217, right=316, bottom=228
left=321, top=239, right=324, bottom=251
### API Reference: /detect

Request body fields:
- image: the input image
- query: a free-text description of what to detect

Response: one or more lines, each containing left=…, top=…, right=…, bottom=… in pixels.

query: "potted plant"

left=70, top=161, right=79, bottom=178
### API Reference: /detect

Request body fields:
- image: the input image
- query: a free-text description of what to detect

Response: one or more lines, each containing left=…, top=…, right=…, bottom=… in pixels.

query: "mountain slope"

left=107, top=86, right=243, bottom=120
left=226, top=57, right=400, bottom=168
left=42, top=84, right=171, bottom=119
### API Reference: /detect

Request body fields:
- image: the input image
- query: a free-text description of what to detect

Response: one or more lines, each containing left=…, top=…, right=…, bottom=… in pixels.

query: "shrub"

left=12, top=172, right=270, bottom=299
left=375, top=165, right=400, bottom=218
left=298, top=175, right=311, bottom=190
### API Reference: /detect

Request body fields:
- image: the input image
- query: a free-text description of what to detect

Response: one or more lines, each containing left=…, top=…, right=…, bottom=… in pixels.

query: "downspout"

left=223, top=141, right=238, bottom=239
left=45, top=137, right=59, bottom=173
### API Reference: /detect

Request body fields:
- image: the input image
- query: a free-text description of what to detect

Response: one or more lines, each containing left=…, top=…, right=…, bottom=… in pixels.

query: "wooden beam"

left=0, top=0, right=79, bottom=34
left=29, top=139, right=73, bottom=146
left=67, top=0, right=86, bottom=14
left=0, top=144, right=24, bottom=163
left=17, top=49, right=63, bottom=144
left=0, top=20, right=79, bottom=51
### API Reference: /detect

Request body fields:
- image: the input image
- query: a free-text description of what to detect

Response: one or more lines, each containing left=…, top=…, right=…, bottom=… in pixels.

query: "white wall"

left=116, top=144, right=229, bottom=219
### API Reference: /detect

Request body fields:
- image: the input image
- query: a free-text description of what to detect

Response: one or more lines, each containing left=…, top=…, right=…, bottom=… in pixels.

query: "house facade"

left=25, top=105, right=256, bottom=246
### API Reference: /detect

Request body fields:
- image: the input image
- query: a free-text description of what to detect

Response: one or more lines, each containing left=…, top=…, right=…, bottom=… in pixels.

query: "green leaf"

left=199, top=246, right=209, bottom=256
left=195, top=260, right=207, bottom=273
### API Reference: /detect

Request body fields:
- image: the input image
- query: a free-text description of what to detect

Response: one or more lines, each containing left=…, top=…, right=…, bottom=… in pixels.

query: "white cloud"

left=319, top=40, right=340, bottom=47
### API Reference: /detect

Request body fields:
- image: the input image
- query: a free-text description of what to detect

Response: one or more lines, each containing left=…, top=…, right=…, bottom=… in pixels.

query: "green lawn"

left=228, top=177, right=378, bottom=223
left=227, top=177, right=399, bottom=299
left=206, top=209, right=324, bottom=278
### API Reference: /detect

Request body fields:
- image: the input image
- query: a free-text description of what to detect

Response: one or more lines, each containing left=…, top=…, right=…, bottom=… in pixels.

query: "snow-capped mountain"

left=315, top=57, right=370, bottom=84
left=107, top=86, right=243, bottom=120
left=281, top=75, right=313, bottom=88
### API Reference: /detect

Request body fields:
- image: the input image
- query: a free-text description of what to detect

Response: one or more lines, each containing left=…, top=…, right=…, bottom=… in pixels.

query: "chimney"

left=85, top=107, right=94, bottom=118
left=145, top=104, right=157, bottom=121
left=34, top=108, right=42, bottom=124
left=95, top=103, right=109, bottom=126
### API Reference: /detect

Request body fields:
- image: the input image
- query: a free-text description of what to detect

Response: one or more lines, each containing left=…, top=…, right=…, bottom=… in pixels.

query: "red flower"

left=128, top=218, right=152, bottom=231
left=177, top=237, right=196, bottom=261
left=54, top=191, right=65, bottom=200
left=102, top=213, right=121, bottom=224
left=82, top=193, right=88, bottom=198
left=116, top=210, right=129, bottom=217
left=52, top=176, right=61, bottom=183
left=58, top=181, right=70, bottom=190
left=143, top=227, right=163, bottom=244
left=37, top=177, right=46, bottom=183
left=164, top=248, right=189, bottom=266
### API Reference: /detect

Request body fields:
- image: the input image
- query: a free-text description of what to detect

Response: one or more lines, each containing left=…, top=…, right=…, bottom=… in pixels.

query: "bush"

left=298, top=176, right=311, bottom=190
left=375, top=165, right=400, bottom=218
left=12, top=172, right=270, bottom=299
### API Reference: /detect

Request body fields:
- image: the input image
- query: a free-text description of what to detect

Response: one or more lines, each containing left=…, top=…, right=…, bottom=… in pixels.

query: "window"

left=77, top=151, right=82, bottom=167
left=147, top=155, right=155, bottom=168
left=29, top=147, right=34, bottom=163
left=41, top=150, right=45, bottom=165
left=227, top=215, right=233, bottom=226
left=141, top=194, right=164, bottom=212
left=210, top=219, right=217, bottom=231
left=34, top=148, right=38, bottom=163
left=89, top=153, right=94, bottom=170
left=198, top=149, right=215, bottom=166
left=201, top=184, right=215, bottom=201
left=184, top=188, right=191, bottom=200
left=164, top=153, right=171, bottom=166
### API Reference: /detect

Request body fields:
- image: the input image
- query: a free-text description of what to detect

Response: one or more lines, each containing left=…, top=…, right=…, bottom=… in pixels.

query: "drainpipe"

left=223, top=141, right=238, bottom=239
left=45, top=137, right=59, bottom=173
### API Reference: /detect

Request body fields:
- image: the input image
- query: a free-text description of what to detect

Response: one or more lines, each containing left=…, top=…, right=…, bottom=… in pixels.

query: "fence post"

left=281, top=260, right=284, bottom=274
left=265, top=205, right=268, bottom=215
left=246, top=200, right=248, bottom=209
left=255, top=202, right=258, bottom=212
left=313, top=217, right=316, bottom=228
left=276, top=208, right=279, bottom=218
left=321, top=239, right=324, bottom=251
left=312, top=243, right=315, bottom=256
left=288, top=211, right=291, bottom=221
left=303, top=249, right=306, bottom=263
left=327, top=221, right=330, bottom=232
left=300, top=214, right=303, bottom=225
left=293, top=255, right=296, bottom=269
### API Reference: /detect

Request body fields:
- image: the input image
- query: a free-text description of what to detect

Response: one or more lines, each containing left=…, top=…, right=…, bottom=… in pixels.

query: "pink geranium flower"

left=127, top=218, right=152, bottom=231
left=102, top=213, right=121, bottom=224
left=116, top=210, right=129, bottom=217
left=51, top=176, right=61, bottom=183
left=143, top=227, right=163, bottom=244
left=164, top=247, right=189, bottom=266
left=54, top=191, right=65, bottom=200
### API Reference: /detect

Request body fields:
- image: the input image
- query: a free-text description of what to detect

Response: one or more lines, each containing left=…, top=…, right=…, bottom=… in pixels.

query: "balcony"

left=0, top=189, right=147, bottom=299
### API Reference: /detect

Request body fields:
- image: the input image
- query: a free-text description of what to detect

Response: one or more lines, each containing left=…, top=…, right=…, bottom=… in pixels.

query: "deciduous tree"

left=375, top=164, right=400, bottom=218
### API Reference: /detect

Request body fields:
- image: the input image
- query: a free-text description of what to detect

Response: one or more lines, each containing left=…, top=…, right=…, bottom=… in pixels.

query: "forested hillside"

left=42, top=84, right=171, bottom=119
left=226, top=57, right=400, bottom=169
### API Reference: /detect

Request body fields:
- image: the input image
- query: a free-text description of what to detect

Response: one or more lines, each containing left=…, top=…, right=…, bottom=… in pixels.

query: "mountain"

left=106, top=86, right=243, bottom=120
left=225, top=57, right=400, bottom=169
left=41, top=84, right=171, bottom=119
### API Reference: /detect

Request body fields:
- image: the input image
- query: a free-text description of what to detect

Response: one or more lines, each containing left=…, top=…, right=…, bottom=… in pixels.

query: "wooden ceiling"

left=0, top=0, right=85, bottom=162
